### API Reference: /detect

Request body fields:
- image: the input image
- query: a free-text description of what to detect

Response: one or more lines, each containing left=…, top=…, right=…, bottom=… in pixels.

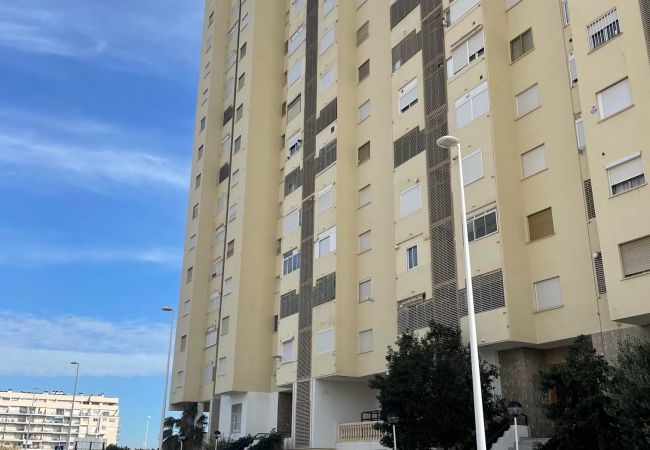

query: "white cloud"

left=0, top=311, right=171, bottom=377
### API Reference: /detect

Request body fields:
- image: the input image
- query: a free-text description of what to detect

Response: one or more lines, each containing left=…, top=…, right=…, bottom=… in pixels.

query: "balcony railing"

left=337, top=421, right=382, bottom=443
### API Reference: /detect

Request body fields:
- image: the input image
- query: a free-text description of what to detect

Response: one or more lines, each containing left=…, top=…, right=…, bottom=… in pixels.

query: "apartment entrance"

left=276, top=391, right=292, bottom=437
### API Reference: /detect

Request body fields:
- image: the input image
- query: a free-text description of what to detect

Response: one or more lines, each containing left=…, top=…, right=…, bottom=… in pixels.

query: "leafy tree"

left=539, top=335, right=615, bottom=450
left=214, top=436, right=253, bottom=450
left=369, top=322, right=506, bottom=450
left=162, top=403, right=208, bottom=450
left=607, top=336, right=650, bottom=448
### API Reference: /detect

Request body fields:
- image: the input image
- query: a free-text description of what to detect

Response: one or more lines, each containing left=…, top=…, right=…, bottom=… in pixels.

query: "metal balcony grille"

left=394, top=127, right=425, bottom=167
left=313, top=272, right=336, bottom=306
left=316, top=98, right=337, bottom=133
left=280, top=291, right=299, bottom=318
left=392, top=30, right=422, bottom=71
left=315, top=139, right=337, bottom=174
left=641, top=0, right=650, bottom=64
left=398, top=293, right=433, bottom=333
left=284, top=167, right=303, bottom=197
left=458, top=269, right=506, bottom=316
left=587, top=8, right=620, bottom=51
left=218, top=163, right=230, bottom=184
left=390, top=0, right=420, bottom=29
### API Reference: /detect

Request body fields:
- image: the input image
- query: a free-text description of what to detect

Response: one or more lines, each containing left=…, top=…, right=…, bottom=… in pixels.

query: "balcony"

left=336, top=421, right=383, bottom=450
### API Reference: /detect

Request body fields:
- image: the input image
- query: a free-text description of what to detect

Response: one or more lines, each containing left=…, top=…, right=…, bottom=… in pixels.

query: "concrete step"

left=508, top=437, right=550, bottom=450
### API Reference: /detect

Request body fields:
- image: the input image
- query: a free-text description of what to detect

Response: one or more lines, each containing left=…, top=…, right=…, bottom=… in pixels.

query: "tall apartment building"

left=171, top=0, right=650, bottom=447
left=0, top=391, right=119, bottom=450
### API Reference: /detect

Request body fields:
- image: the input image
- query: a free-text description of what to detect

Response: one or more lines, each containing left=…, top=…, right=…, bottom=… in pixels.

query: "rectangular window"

left=358, top=279, right=372, bottom=301
left=189, top=234, right=196, bottom=250
left=455, top=81, right=489, bottom=128
left=287, top=132, right=302, bottom=156
left=315, top=328, right=334, bottom=354
left=211, top=259, right=223, bottom=278
left=398, top=78, right=418, bottom=113
left=451, top=31, right=484, bottom=74
left=522, top=144, right=547, bottom=178
left=358, top=59, right=370, bottom=82
left=241, top=13, right=249, bottom=29
left=230, top=404, right=242, bottom=433
left=317, top=185, right=333, bottom=214
left=568, top=51, right=577, bottom=86
left=218, top=357, right=227, bottom=376
left=180, top=335, right=187, bottom=352
left=359, top=329, right=373, bottom=353
left=282, top=208, right=301, bottom=234
left=506, top=0, right=520, bottom=8
left=238, top=73, right=245, bottom=91
left=534, top=277, right=562, bottom=310
left=205, top=326, right=217, bottom=348
left=320, top=27, right=335, bottom=54
left=227, top=240, right=235, bottom=258
left=281, top=339, right=294, bottom=363
left=359, top=230, right=371, bottom=253
left=200, top=116, right=206, bottom=132
left=598, top=78, right=632, bottom=119
left=228, top=203, right=238, bottom=222
left=323, top=0, right=335, bottom=15
left=222, top=135, right=230, bottom=154
left=516, top=84, right=540, bottom=118
left=320, top=66, right=335, bottom=92
left=467, top=208, right=498, bottom=242
left=359, top=185, right=371, bottom=207
left=234, top=136, right=242, bottom=153
left=406, top=245, right=419, bottom=269
left=183, top=299, right=191, bottom=316
left=587, top=8, right=620, bottom=51
left=203, top=362, right=214, bottom=384
left=195, top=173, right=201, bottom=190
left=620, top=235, right=650, bottom=278
left=400, top=184, right=421, bottom=217
left=287, top=95, right=302, bottom=122
left=215, top=226, right=225, bottom=243
left=315, top=226, right=336, bottom=258
left=449, top=0, right=479, bottom=23
left=176, top=371, right=184, bottom=387
left=224, top=277, right=233, bottom=295
left=202, top=88, right=208, bottom=105
left=606, top=152, right=645, bottom=195
left=510, top=29, right=534, bottom=62
left=224, top=78, right=234, bottom=98
left=358, top=100, right=370, bottom=122
left=283, top=248, right=301, bottom=275
left=225, top=51, right=236, bottom=71
left=217, top=196, right=226, bottom=214
left=206, top=36, right=213, bottom=52
left=209, top=291, right=221, bottom=312
left=186, top=266, right=193, bottom=283
left=358, top=142, right=370, bottom=164
left=231, top=169, right=240, bottom=187
left=197, top=145, right=203, bottom=160
left=528, top=207, right=554, bottom=241
left=220, top=316, right=230, bottom=335
left=204, top=61, right=211, bottom=78
left=236, top=104, right=243, bottom=121
left=287, top=58, right=304, bottom=87
left=239, top=42, right=246, bottom=59
left=357, top=21, right=369, bottom=46
left=289, top=25, right=306, bottom=54
left=462, top=148, right=483, bottom=185
left=575, top=116, right=586, bottom=150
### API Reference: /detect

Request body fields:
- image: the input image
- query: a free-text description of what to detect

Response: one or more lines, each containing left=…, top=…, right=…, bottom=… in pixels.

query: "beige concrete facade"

left=0, top=391, right=119, bottom=450
left=172, top=0, right=650, bottom=447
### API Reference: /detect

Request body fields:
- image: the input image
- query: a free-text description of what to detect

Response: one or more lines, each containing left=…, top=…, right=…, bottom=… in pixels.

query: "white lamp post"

left=387, top=410, right=399, bottom=450
left=436, top=135, right=486, bottom=450
left=159, top=307, right=174, bottom=450
left=507, top=401, right=524, bottom=450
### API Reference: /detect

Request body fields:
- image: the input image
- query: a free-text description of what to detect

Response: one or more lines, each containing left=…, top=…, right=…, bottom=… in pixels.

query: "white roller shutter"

left=400, top=184, right=421, bottom=217
left=522, top=145, right=546, bottom=178
left=534, top=277, right=562, bottom=310
left=607, top=153, right=644, bottom=186
left=287, top=58, right=304, bottom=87
left=462, top=149, right=483, bottom=185
left=283, top=209, right=301, bottom=234
left=620, top=235, right=650, bottom=277
left=359, top=330, right=373, bottom=353
left=598, top=78, right=632, bottom=119
left=398, top=79, right=418, bottom=113
left=316, top=328, right=334, bottom=354
left=452, top=44, right=469, bottom=73
left=516, top=84, right=540, bottom=117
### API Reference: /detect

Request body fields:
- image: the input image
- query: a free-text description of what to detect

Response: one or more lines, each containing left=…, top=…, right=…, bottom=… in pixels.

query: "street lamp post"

left=66, top=362, right=80, bottom=450
left=436, top=135, right=487, bottom=450
left=507, top=401, right=524, bottom=450
left=159, top=307, right=175, bottom=450
left=387, top=411, right=399, bottom=450
left=25, top=388, right=40, bottom=449
left=144, top=415, right=151, bottom=449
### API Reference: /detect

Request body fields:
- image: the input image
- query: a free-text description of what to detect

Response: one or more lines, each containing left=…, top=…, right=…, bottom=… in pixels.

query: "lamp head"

left=507, top=400, right=523, bottom=416
left=70, top=362, right=79, bottom=365
left=436, top=135, right=460, bottom=149
left=162, top=307, right=173, bottom=312
left=386, top=409, right=399, bottom=425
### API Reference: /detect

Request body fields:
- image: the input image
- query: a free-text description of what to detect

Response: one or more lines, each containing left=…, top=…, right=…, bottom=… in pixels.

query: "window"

left=287, top=132, right=302, bottom=156
left=217, top=195, right=226, bottom=214
left=228, top=24, right=236, bottom=46
left=234, top=136, right=242, bottom=153
left=211, top=259, right=223, bottom=278
left=561, top=0, right=570, bottom=25
left=316, top=328, right=334, bottom=353
left=528, top=207, right=554, bottom=241
left=180, top=335, right=187, bottom=352
left=358, top=142, right=370, bottom=164
left=359, top=185, right=371, bottom=207
left=400, top=184, right=421, bottom=217
left=358, top=59, right=370, bottom=82
left=208, top=11, right=214, bottom=26
left=216, top=226, right=225, bottom=243
left=183, top=299, right=191, bottom=316
left=358, top=279, right=372, bottom=301
left=227, top=240, right=235, bottom=257
left=289, top=25, right=306, bottom=54
left=575, top=116, right=586, bottom=150
left=203, top=362, right=214, bottom=384
left=462, top=149, right=483, bottom=185
left=224, top=277, right=233, bottom=295
left=534, top=277, right=562, bottom=310
left=206, top=36, right=213, bottom=52
left=204, top=61, right=211, bottom=78
left=225, top=51, right=236, bottom=71
left=236, top=104, right=243, bottom=121
left=205, top=326, right=217, bottom=348
left=359, top=231, right=371, bottom=253
left=208, top=291, right=221, bottom=312
left=606, top=152, right=646, bottom=195
left=239, top=42, right=247, bottom=59
left=238, top=73, right=245, bottom=91
left=222, top=134, right=230, bottom=154
left=200, top=116, right=206, bottom=132
left=597, top=78, right=632, bottom=120
left=398, top=79, right=418, bottom=114
left=189, top=234, right=196, bottom=250
left=516, top=84, right=540, bottom=118
left=283, top=208, right=301, bottom=234
left=320, top=66, right=335, bottom=91
left=587, top=9, right=620, bottom=51
left=287, top=95, right=302, bottom=122
left=317, top=185, right=333, bottom=213
left=449, top=0, right=479, bottom=23
left=315, top=226, right=336, bottom=258
left=197, top=145, right=203, bottom=160
left=195, top=173, right=201, bottom=190
left=567, top=51, right=577, bottom=86
left=224, top=78, right=234, bottom=99
left=231, top=169, right=240, bottom=187
left=283, top=248, right=300, bottom=275
left=510, top=29, right=534, bottom=61
left=467, top=208, right=498, bottom=242
left=323, top=0, right=335, bottom=15
left=451, top=31, right=484, bottom=74
left=455, top=81, right=489, bottom=128
left=192, top=203, right=200, bottom=220
left=359, top=329, right=373, bottom=353
left=230, top=404, right=242, bottom=433
left=406, top=245, right=418, bottom=269
left=288, top=58, right=304, bottom=87
left=358, top=100, right=370, bottom=122
left=218, top=357, right=227, bottom=376
left=186, top=266, right=193, bottom=283
left=202, top=88, right=208, bottom=105
left=320, top=27, right=335, bottom=54
left=620, top=235, right=650, bottom=278
left=281, top=339, right=294, bottom=363
left=176, top=371, right=184, bottom=387
left=228, top=203, right=238, bottom=222
left=293, top=0, right=305, bottom=15
left=357, top=21, right=369, bottom=46
left=221, top=316, right=230, bottom=335
left=522, top=144, right=547, bottom=178
left=241, top=13, right=249, bottom=29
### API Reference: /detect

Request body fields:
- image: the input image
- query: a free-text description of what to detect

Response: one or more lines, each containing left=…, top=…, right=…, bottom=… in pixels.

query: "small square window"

left=238, top=73, right=245, bottom=91
left=406, top=245, right=418, bottom=270
left=192, top=203, right=199, bottom=219
left=358, top=279, right=372, bottom=302
left=358, top=185, right=371, bottom=207
left=358, top=60, right=370, bottom=82
left=227, top=239, right=235, bottom=257
left=200, top=116, right=206, bottom=132
left=356, top=21, right=369, bottom=46
left=358, top=142, right=370, bottom=164
left=234, top=136, right=242, bottom=153
left=197, top=145, right=204, bottom=160
left=527, top=207, right=554, bottom=241
left=510, top=29, right=534, bottom=62
left=359, top=230, right=371, bottom=253
left=236, top=104, right=243, bottom=121
left=221, top=316, right=230, bottom=335
left=195, top=173, right=202, bottom=190
left=240, top=42, right=247, bottom=59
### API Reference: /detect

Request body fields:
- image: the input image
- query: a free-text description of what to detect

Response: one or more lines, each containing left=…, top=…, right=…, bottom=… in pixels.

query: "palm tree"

left=162, top=403, right=208, bottom=450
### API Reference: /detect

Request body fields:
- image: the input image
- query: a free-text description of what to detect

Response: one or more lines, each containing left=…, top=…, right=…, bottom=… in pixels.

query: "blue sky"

left=0, top=0, right=203, bottom=447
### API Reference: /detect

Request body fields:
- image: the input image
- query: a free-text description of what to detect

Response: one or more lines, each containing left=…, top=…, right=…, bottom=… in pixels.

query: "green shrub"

left=249, top=432, right=283, bottom=450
